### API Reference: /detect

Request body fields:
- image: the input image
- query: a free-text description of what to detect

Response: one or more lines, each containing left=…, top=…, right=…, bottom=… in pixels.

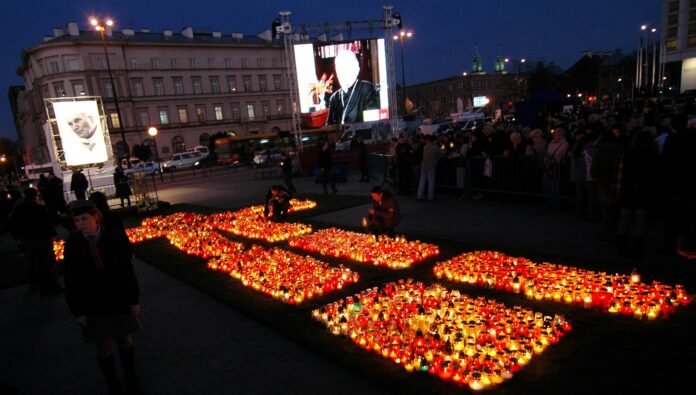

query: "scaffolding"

left=276, top=6, right=400, bottom=151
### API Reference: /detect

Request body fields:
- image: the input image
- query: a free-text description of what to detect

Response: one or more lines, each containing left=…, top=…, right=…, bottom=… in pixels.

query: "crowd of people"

left=374, top=101, right=695, bottom=259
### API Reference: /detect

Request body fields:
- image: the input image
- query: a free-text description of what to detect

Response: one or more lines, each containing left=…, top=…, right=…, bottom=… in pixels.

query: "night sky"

left=0, top=0, right=660, bottom=140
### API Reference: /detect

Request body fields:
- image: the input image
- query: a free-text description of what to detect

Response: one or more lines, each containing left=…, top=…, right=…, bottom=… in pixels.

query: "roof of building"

left=43, top=29, right=281, bottom=46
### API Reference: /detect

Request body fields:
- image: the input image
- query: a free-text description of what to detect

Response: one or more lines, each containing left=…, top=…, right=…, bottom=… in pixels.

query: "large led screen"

left=294, top=39, right=389, bottom=126
left=53, top=100, right=109, bottom=166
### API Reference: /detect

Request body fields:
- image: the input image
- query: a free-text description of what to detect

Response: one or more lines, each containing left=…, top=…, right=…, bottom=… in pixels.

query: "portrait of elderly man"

left=53, top=101, right=109, bottom=166
left=327, top=51, right=380, bottom=125
left=67, top=112, right=100, bottom=151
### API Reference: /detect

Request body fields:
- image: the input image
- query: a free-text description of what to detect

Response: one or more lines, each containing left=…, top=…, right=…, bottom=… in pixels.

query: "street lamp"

left=148, top=127, right=159, bottom=162
left=393, top=30, right=413, bottom=115
left=90, top=17, right=128, bottom=164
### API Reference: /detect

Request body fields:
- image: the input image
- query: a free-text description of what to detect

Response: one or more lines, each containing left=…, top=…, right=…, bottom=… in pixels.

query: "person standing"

left=8, top=188, right=63, bottom=294
left=395, top=135, right=413, bottom=195
left=278, top=152, right=297, bottom=194
left=317, top=141, right=338, bottom=194
left=417, top=135, right=443, bottom=201
left=355, top=136, right=370, bottom=182
left=114, top=168, right=132, bottom=208
left=70, top=169, right=89, bottom=200
left=64, top=200, right=141, bottom=394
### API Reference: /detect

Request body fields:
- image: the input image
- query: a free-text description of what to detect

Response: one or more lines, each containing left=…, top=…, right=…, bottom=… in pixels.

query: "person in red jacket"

left=64, top=200, right=141, bottom=394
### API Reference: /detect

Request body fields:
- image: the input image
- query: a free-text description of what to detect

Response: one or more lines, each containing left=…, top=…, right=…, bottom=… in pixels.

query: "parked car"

left=124, top=161, right=162, bottom=176
left=185, top=145, right=210, bottom=159
left=161, top=152, right=204, bottom=172
left=120, top=157, right=142, bottom=168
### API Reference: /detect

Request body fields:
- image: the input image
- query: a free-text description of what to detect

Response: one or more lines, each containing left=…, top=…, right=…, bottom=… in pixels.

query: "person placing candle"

left=364, top=186, right=401, bottom=237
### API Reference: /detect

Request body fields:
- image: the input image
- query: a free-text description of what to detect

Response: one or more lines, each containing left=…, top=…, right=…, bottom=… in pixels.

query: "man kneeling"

left=264, top=185, right=291, bottom=221
left=364, top=186, right=401, bottom=236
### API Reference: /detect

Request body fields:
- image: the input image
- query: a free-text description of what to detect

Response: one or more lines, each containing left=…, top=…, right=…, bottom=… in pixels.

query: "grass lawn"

left=132, top=194, right=696, bottom=395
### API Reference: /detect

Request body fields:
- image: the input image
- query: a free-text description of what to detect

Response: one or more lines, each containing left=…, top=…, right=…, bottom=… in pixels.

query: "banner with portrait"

left=52, top=100, right=109, bottom=166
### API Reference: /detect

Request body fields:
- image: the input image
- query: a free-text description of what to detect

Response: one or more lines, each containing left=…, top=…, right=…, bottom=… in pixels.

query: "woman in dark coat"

left=64, top=200, right=140, bottom=394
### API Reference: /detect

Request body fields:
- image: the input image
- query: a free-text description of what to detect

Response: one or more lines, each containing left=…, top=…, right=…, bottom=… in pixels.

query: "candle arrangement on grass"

left=313, top=279, right=571, bottom=391
left=433, top=251, right=692, bottom=319
left=289, top=228, right=439, bottom=269
left=207, top=244, right=359, bottom=304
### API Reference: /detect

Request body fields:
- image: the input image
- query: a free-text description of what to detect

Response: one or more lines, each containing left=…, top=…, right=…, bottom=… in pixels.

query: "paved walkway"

left=1, top=164, right=693, bottom=394
left=0, top=260, right=385, bottom=394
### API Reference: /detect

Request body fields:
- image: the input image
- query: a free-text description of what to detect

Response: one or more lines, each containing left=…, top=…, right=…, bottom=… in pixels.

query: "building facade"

left=405, top=72, right=525, bottom=118
left=663, top=0, right=696, bottom=92
left=15, top=22, right=292, bottom=165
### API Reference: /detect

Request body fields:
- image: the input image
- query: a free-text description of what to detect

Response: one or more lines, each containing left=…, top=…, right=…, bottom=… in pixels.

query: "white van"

left=161, top=152, right=204, bottom=172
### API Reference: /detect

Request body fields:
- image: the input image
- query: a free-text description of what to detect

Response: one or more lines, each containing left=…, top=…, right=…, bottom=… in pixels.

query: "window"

left=231, top=103, right=240, bottom=120
left=128, top=58, right=138, bottom=69
left=243, top=76, right=252, bottom=92
left=49, top=61, right=60, bottom=73
left=272, top=58, right=280, bottom=68
left=153, top=78, right=164, bottom=96
left=170, top=58, right=179, bottom=69
left=273, top=75, right=282, bottom=90
left=210, top=77, right=220, bottom=93
left=109, top=113, right=121, bottom=129
left=137, top=110, right=149, bottom=126
left=173, top=78, right=184, bottom=95
left=246, top=103, right=255, bottom=119
left=224, top=57, right=232, bottom=68
left=99, top=58, right=108, bottom=70
left=208, top=57, right=215, bottom=68
left=159, top=109, right=170, bottom=124
left=688, top=36, right=696, bottom=48
left=66, top=59, right=79, bottom=71
left=689, top=23, right=696, bottom=35
left=192, top=77, right=202, bottom=94
left=227, top=76, right=237, bottom=92
left=72, top=82, right=85, bottom=96
left=258, top=75, right=267, bottom=92
left=102, top=80, right=114, bottom=97
left=261, top=101, right=270, bottom=117
left=241, top=58, right=248, bottom=68
left=256, top=58, right=263, bottom=68
left=214, top=105, right=224, bottom=120
left=196, top=105, right=206, bottom=121
left=669, top=1, right=679, bottom=12
left=667, top=39, right=678, bottom=50
left=53, top=82, right=65, bottom=96
left=189, top=58, right=198, bottom=68
left=172, top=136, right=185, bottom=153
left=162, top=146, right=170, bottom=154
left=150, top=57, right=160, bottom=69
left=178, top=107, right=188, bottom=123
left=276, top=100, right=284, bottom=115
left=131, top=79, right=144, bottom=96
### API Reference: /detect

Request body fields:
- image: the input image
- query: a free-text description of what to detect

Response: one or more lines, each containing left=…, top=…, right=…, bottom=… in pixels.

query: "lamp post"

left=393, top=30, right=413, bottom=115
left=147, top=127, right=159, bottom=162
left=90, top=17, right=128, bottom=164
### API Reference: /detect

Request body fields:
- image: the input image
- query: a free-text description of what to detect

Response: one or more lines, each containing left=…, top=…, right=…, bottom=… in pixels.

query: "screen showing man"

left=294, top=39, right=390, bottom=126
left=53, top=101, right=109, bottom=166
left=327, top=51, right=380, bottom=125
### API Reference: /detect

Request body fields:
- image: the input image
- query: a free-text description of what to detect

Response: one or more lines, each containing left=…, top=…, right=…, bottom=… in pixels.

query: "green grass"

left=132, top=199, right=696, bottom=395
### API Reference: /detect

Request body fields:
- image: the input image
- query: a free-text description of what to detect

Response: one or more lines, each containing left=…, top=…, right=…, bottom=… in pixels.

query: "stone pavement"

left=1, top=163, right=693, bottom=394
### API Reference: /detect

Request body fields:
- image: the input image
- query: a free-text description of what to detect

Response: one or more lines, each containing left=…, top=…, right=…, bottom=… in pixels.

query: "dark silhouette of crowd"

left=377, top=100, right=695, bottom=259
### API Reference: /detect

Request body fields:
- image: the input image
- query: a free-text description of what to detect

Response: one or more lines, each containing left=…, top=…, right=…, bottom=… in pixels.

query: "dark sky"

left=0, top=0, right=660, bottom=140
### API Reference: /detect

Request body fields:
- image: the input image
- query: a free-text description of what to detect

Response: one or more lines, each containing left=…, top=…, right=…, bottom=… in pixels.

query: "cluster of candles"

left=313, top=279, right=571, bottom=391
left=211, top=215, right=312, bottom=243
left=289, top=228, right=440, bottom=269
left=433, top=251, right=692, bottom=319
left=207, top=244, right=359, bottom=304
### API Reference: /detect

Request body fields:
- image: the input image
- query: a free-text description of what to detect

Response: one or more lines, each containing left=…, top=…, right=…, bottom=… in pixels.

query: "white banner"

left=53, top=100, right=109, bottom=166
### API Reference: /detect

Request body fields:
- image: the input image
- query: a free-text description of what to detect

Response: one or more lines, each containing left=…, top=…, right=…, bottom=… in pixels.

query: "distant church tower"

left=494, top=46, right=506, bottom=73
left=472, top=45, right=484, bottom=73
